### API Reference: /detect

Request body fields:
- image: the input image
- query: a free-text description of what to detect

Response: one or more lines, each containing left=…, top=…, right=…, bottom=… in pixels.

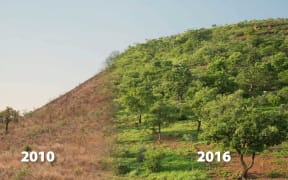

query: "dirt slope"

left=0, top=70, right=115, bottom=179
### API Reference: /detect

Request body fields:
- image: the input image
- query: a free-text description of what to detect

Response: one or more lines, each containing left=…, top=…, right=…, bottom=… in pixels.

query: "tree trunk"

left=138, top=113, right=142, bottom=124
left=236, top=149, right=256, bottom=179
left=249, top=83, right=253, bottom=92
left=5, top=120, right=9, bottom=133
left=152, top=125, right=156, bottom=134
left=197, top=120, right=201, bottom=132
left=178, top=95, right=183, bottom=102
left=158, top=123, right=161, bottom=141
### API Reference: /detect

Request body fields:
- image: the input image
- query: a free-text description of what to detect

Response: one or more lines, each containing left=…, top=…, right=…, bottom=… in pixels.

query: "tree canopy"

left=110, top=18, right=288, bottom=179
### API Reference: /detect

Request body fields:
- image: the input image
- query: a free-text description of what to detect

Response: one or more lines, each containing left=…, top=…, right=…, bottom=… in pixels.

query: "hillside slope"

left=110, top=18, right=288, bottom=179
left=0, top=18, right=287, bottom=179
left=0, top=71, right=114, bottom=179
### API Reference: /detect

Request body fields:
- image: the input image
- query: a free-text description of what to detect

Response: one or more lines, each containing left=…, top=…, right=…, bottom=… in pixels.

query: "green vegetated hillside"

left=109, top=18, right=288, bottom=179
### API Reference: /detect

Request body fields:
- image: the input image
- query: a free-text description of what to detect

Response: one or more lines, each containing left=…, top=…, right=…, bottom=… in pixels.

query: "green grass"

left=162, top=121, right=194, bottom=137
left=267, top=170, right=283, bottom=178
left=113, top=114, right=288, bottom=179
left=145, top=170, right=211, bottom=180
left=273, top=141, right=288, bottom=158
left=113, top=119, right=211, bottom=178
left=161, top=152, right=206, bottom=172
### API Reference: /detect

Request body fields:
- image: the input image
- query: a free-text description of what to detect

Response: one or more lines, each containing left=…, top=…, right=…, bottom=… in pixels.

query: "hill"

left=110, top=18, right=288, bottom=179
left=0, top=71, right=115, bottom=179
left=0, top=18, right=287, bottom=179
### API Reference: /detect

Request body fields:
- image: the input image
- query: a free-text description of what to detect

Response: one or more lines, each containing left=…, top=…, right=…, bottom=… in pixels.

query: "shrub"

left=266, top=93, right=281, bottom=105
left=144, top=149, right=164, bottom=172
left=136, top=146, right=146, bottom=162
left=118, top=148, right=133, bottom=158
left=182, top=134, right=193, bottom=141
left=99, top=159, right=111, bottom=170
left=113, top=162, right=130, bottom=175
left=267, top=170, right=282, bottom=178
left=74, top=167, right=83, bottom=176
left=23, top=145, right=32, bottom=152
left=13, top=168, right=30, bottom=180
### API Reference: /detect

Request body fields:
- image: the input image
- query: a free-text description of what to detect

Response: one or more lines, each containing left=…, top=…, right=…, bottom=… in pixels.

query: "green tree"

left=0, top=107, right=19, bottom=133
left=236, top=64, right=276, bottom=95
left=203, top=57, right=238, bottom=94
left=118, top=71, right=154, bottom=124
left=148, top=101, right=177, bottom=141
left=167, top=64, right=192, bottom=102
left=150, top=60, right=173, bottom=100
left=203, top=91, right=288, bottom=179
left=105, top=51, right=120, bottom=69
left=188, top=87, right=216, bottom=131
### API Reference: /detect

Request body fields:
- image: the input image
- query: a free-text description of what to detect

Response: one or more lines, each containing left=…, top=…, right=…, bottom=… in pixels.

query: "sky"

left=0, top=0, right=287, bottom=112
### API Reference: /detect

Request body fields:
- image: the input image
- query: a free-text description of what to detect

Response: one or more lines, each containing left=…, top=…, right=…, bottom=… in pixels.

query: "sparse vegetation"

left=13, top=168, right=30, bottom=180
left=74, top=167, right=83, bottom=176
left=267, top=170, right=282, bottom=178
left=23, top=145, right=33, bottom=152
left=0, top=72, right=113, bottom=179
left=113, top=162, right=131, bottom=175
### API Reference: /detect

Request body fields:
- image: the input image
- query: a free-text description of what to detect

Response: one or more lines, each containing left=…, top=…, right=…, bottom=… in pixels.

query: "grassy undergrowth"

left=113, top=114, right=215, bottom=179
left=109, top=19, right=288, bottom=179
left=112, top=114, right=288, bottom=179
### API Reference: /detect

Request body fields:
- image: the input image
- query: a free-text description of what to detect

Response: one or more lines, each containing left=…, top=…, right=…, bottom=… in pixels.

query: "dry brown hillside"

left=0, top=70, right=115, bottom=180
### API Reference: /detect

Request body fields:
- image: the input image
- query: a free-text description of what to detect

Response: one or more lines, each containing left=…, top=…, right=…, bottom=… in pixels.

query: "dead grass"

left=0, top=71, right=114, bottom=179
left=211, top=147, right=288, bottom=179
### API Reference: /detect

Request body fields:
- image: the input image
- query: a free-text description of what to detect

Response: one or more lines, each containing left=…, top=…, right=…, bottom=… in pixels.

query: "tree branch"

left=247, top=152, right=256, bottom=170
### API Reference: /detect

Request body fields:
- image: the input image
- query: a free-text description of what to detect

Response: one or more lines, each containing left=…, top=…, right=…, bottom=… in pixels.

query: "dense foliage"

left=110, top=18, right=288, bottom=179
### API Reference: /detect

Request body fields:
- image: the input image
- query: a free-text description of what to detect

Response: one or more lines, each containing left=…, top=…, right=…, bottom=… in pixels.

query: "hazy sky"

left=0, top=0, right=287, bottom=111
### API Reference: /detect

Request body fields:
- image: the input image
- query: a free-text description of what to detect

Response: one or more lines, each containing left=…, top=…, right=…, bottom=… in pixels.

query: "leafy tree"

left=278, top=70, right=288, bottom=85
left=203, top=91, right=288, bottom=179
left=236, top=64, right=275, bottom=95
left=270, top=52, right=288, bottom=72
left=105, top=51, right=120, bottom=69
left=278, top=86, right=288, bottom=102
left=118, top=71, right=154, bottom=124
left=167, top=64, right=192, bottom=102
left=188, top=87, right=217, bottom=131
left=148, top=100, right=178, bottom=141
left=150, top=60, right=173, bottom=100
left=203, top=71, right=237, bottom=94
left=0, top=107, right=19, bottom=133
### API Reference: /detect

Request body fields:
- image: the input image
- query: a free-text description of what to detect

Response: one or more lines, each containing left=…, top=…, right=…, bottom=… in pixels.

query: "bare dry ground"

left=195, top=144, right=288, bottom=179
left=0, top=71, right=115, bottom=180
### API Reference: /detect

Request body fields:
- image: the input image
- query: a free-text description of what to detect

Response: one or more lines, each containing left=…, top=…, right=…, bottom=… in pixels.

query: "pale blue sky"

left=0, top=0, right=287, bottom=111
